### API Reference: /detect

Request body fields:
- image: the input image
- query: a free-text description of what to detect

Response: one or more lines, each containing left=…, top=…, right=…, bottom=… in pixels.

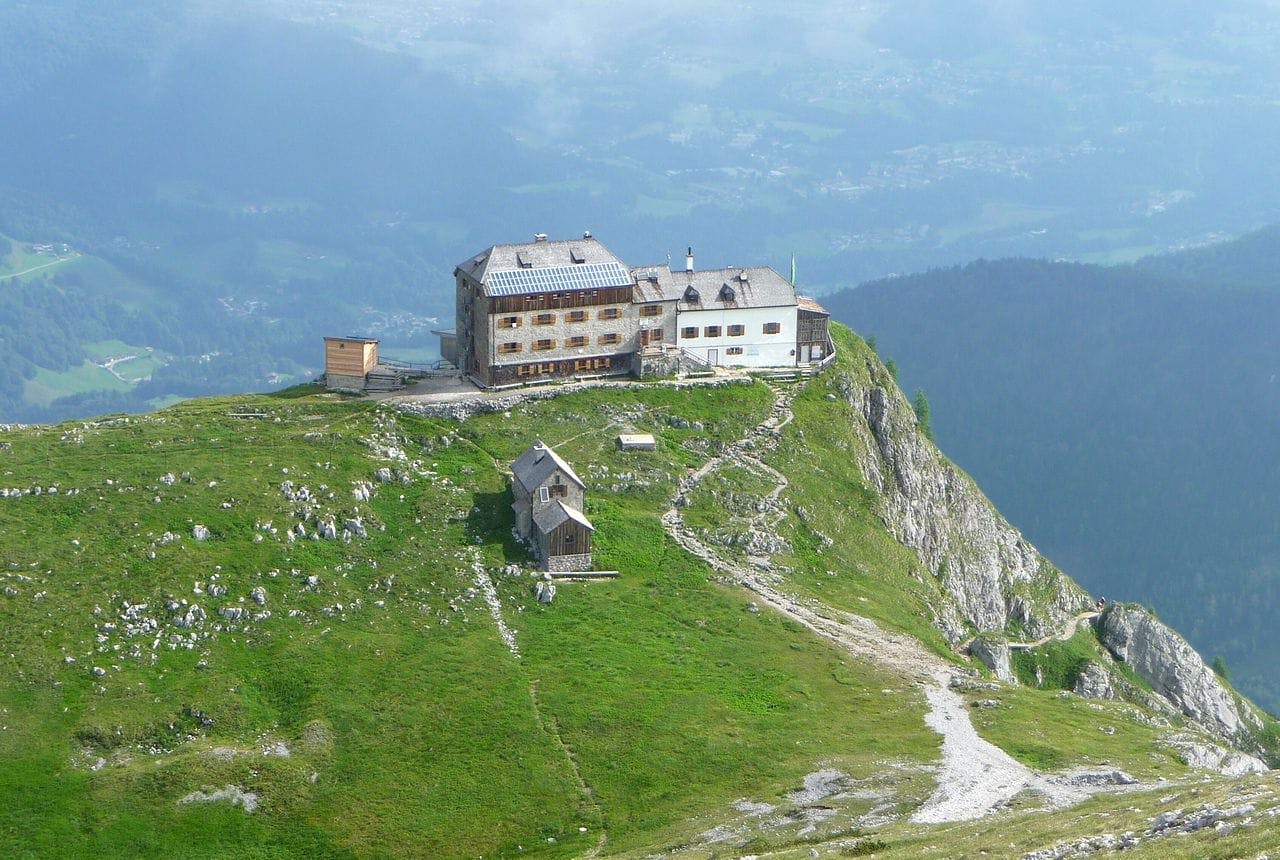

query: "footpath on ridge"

left=659, top=382, right=1139, bottom=824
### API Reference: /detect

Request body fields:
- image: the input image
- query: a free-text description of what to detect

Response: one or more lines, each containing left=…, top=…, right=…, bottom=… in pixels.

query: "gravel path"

left=662, top=382, right=1142, bottom=825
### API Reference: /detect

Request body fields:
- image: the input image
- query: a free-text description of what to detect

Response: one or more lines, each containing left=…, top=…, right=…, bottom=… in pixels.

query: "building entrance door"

left=707, top=348, right=718, bottom=366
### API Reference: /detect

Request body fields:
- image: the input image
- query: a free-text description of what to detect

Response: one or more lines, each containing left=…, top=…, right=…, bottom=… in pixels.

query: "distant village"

left=322, top=233, right=834, bottom=393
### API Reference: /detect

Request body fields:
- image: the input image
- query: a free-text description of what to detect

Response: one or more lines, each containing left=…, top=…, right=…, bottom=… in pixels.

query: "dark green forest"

left=825, top=232, right=1280, bottom=711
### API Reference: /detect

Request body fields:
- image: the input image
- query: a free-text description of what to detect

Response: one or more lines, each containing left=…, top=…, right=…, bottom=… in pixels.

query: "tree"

left=913, top=388, right=934, bottom=441
left=1212, top=655, right=1231, bottom=682
left=885, top=358, right=900, bottom=381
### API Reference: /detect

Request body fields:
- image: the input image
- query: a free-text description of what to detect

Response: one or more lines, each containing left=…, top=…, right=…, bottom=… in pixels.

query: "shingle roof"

left=511, top=440, right=585, bottom=493
left=457, top=238, right=633, bottom=297
left=533, top=500, right=595, bottom=534
left=629, top=264, right=797, bottom=310
left=796, top=295, right=830, bottom=315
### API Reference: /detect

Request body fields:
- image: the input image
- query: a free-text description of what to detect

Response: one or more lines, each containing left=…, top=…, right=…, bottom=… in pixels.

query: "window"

left=538, top=486, right=550, bottom=502
left=640, top=304, right=662, bottom=317
left=498, top=316, right=521, bottom=328
left=593, top=357, right=612, bottom=369
left=727, top=324, right=744, bottom=337
left=681, top=326, right=698, bottom=339
left=763, top=321, right=782, bottom=334
left=534, top=313, right=555, bottom=326
left=599, top=307, right=621, bottom=320
left=646, top=327, right=664, bottom=343
left=566, top=309, right=587, bottom=323
left=565, top=532, right=576, bottom=546
left=517, top=364, right=535, bottom=378
left=726, top=347, right=744, bottom=356
left=598, top=333, right=621, bottom=345
left=498, top=342, right=522, bottom=354
left=534, top=339, right=556, bottom=351
left=567, top=335, right=588, bottom=348
left=704, top=325, right=721, bottom=338
left=574, top=359, right=592, bottom=371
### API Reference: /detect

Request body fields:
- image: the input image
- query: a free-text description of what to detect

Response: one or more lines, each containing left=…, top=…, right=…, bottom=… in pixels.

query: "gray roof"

left=533, top=500, right=595, bottom=534
left=630, top=264, right=797, bottom=310
left=511, top=440, right=585, bottom=493
left=457, top=237, right=633, bottom=297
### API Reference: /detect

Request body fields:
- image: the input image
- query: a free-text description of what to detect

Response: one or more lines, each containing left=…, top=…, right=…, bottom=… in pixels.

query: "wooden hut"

left=324, top=337, right=379, bottom=391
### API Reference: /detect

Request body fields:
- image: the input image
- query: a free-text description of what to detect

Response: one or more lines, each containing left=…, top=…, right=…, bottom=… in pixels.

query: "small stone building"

left=511, top=440, right=594, bottom=571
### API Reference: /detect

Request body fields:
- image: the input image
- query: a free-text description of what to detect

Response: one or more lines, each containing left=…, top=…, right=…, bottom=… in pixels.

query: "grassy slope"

left=0, top=379, right=938, bottom=857
left=0, top=338, right=1269, bottom=857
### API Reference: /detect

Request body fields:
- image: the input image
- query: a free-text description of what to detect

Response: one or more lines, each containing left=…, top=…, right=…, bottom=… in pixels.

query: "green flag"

left=790, top=254, right=796, bottom=286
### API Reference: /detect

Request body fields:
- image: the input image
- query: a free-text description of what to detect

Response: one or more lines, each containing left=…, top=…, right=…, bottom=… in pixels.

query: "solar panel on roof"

left=486, top=262, right=632, bottom=296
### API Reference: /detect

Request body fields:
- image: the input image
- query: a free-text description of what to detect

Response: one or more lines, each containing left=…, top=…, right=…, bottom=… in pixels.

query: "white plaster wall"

left=674, top=305, right=798, bottom=367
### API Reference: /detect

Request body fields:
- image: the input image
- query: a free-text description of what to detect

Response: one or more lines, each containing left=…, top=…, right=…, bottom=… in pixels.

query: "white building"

left=631, top=250, right=823, bottom=369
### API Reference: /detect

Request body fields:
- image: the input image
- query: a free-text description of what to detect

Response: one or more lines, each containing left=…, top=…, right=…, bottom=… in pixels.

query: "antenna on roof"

left=534, top=232, right=548, bottom=243
left=582, top=230, right=592, bottom=239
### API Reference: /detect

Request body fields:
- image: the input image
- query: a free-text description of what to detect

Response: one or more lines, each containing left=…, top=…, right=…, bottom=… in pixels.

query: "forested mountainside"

left=2, top=326, right=1276, bottom=858
left=824, top=229, right=1280, bottom=713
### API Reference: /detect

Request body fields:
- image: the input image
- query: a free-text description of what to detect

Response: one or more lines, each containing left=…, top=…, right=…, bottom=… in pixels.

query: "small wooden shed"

left=324, top=336, right=379, bottom=391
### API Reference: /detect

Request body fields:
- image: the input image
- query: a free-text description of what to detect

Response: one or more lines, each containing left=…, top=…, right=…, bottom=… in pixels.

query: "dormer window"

left=684, top=285, right=700, bottom=302
left=517, top=251, right=533, bottom=268
left=719, top=283, right=736, bottom=302
left=569, top=247, right=586, bottom=264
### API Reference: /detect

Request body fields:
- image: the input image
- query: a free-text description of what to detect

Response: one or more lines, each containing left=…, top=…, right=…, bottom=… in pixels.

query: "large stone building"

left=451, top=234, right=831, bottom=387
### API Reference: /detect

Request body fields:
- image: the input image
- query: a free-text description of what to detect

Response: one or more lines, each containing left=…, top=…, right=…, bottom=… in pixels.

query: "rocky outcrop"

left=1073, top=661, right=1116, bottom=700
left=1098, top=604, right=1263, bottom=742
left=969, top=636, right=1016, bottom=683
left=844, top=367, right=1090, bottom=642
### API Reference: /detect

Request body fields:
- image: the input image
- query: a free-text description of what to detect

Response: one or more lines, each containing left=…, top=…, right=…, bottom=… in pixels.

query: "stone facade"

left=454, top=234, right=832, bottom=387
left=544, top=552, right=592, bottom=573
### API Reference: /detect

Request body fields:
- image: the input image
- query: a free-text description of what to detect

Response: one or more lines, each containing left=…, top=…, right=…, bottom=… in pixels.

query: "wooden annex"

left=323, top=336, right=380, bottom=391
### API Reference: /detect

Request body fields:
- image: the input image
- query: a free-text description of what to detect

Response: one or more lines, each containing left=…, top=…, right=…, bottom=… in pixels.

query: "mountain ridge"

left=0, top=324, right=1276, bottom=856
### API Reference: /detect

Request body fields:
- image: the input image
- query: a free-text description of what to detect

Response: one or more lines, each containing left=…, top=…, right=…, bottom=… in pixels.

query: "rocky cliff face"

left=1098, top=604, right=1264, bottom=744
left=841, top=361, right=1091, bottom=643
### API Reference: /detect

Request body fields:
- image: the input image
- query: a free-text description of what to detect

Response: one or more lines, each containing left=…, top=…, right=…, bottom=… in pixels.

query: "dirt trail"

left=1008, top=611, right=1100, bottom=651
left=660, top=383, right=1137, bottom=825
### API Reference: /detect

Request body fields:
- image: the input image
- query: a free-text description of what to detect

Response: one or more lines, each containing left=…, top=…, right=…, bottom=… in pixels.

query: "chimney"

left=534, top=233, right=548, bottom=243
left=532, top=439, right=546, bottom=461
left=685, top=246, right=694, bottom=273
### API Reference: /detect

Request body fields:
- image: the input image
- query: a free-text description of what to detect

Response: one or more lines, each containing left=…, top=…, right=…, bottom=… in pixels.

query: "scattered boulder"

left=969, top=636, right=1016, bottom=684
left=159, top=473, right=176, bottom=485
left=219, top=606, right=245, bottom=621
left=1073, top=660, right=1116, bottom=700
left=178, top=785, right=258, bottom=814
left=250, top=587, right=267, bottom=606
left=192, top=525, right=211, bottom=541
left=534, top=581, right=556, bottom=604
left=374, top=468, right=393, bottom=483
left=343, top=518, right=367, bottom=539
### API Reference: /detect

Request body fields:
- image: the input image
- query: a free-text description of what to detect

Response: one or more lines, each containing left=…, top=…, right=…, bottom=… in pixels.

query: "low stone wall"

left=325, top=373, right=367, bottom=392
left=545, top=552, right=592, bottom=572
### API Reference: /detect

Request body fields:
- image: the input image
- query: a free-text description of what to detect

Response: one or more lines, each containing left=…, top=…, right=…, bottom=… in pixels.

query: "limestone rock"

left=192, top=525, right=211, bottom=541
left=343, top=518, right=367, bottom=539
left=1098, top=604, right=1262, bottom=741
left=535, top=581, right=556, bottom=604
left=969, top=636, right=1016, bottom=684
left=847, top=378, right=1090, bottom=642
left=1073, top=661, right=1116, bottom=700
left=1165, top=734, right=1267, bottom=775
left=250, top=587, right=267, bottom=606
